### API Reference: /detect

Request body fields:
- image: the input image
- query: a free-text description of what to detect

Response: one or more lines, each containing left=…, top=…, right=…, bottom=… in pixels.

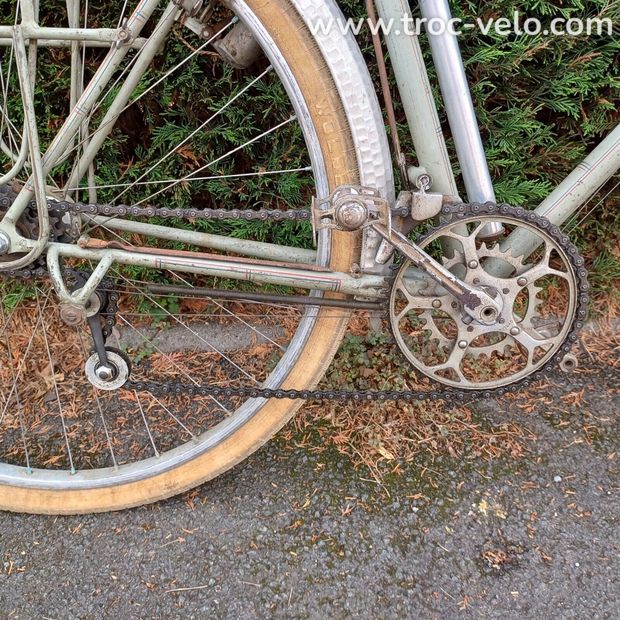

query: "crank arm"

left=372, top=223, right=502, bottom=324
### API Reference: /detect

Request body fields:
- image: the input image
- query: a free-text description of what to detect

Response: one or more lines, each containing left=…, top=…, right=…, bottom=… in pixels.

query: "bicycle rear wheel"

left=0, top=0, right=393, bottom=513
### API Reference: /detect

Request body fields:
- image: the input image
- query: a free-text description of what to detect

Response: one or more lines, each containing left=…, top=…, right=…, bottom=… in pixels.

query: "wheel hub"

left=0, top=231, right=9, bottom=255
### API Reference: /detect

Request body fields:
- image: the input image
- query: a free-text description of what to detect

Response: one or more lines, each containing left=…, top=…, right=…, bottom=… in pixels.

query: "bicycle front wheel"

left=0, top=0, right=393, bottom=513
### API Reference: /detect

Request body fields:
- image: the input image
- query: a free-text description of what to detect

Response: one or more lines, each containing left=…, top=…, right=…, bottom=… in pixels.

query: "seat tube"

left=419, top=0, right=501, bottom=234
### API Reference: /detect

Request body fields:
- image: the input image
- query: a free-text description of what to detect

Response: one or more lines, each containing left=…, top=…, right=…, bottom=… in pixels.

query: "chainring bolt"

left=559, top=354, right=578, bottom=373
left=432, top=299, right=442, bottom=309
left=468, top=260, right=479, bottom=269
left=517, top=277, right=528, bottom=286
left=458, top=340, right=468, bottom=349
left=509, top=326, right=521, bottom=336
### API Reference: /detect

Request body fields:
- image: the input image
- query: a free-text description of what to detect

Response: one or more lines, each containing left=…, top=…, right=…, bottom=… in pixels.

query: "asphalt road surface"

left=1, top=353, right=618, bottom=619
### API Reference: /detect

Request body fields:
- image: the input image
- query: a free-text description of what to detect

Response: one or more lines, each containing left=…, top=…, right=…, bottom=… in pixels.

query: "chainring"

left=388, top=202, right=589, bottom=392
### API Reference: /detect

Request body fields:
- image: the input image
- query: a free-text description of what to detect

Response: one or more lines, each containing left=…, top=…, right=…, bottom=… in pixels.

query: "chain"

left=0, top=197, right=588, bottom=402
left=52, top=200, right=314, bottom=222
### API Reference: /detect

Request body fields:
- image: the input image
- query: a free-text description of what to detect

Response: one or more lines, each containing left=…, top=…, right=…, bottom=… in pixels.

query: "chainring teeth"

left=389, top=201, right=588, bottom=394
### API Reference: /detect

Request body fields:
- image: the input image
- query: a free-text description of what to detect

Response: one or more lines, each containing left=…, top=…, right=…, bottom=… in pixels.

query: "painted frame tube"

left=48, top=242, right=387, bottom=301
left=87, top=215, right=318, bottom=264
left=374, top=0, right=458, bottom=196
left=0, top=26, right=49, bottom=267
left=506, top=124, right=620, bottom=257
left=418, top=0, right=495, bottom=205
left=1, top=0, right=163, bottom=230
left=66, top=2, right=179, bottom=191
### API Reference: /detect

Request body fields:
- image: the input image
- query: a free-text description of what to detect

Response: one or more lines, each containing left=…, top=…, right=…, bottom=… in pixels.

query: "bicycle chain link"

left=0, top=197, right=588, bottom=402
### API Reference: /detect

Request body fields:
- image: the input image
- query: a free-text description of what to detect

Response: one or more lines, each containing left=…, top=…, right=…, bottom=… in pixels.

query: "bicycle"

left=0, top=0, right=615, bottom=514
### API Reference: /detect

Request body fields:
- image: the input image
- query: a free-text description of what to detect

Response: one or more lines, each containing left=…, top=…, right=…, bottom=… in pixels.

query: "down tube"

left=507, top=124, right=620, bottom=258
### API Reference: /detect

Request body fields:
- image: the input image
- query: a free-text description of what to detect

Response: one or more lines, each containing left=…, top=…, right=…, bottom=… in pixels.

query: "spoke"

left=135, top=391, right=160, bottom=458
left=85, top=7, right=184, bottom=122
left=0, top=102, right=22, bottom=158
left=166, top=270, right=286, bottom=353
left=117, top=0, right=130, bottom=28
left=92, top=390, right=118, bottom=468
left=134, top=114, right=297, bottom=206
left=0, top=289, right=52, bottom=426
left=80, top=166, right=312, bottom=237
left=0, top=45, right=20, bottom=149
left=115, top=313, right=232, bottom=415
left=79, top=219, right=294, bottom=359
left=0, top=91, right=21, bottom=150
left=114, top=270, right=259, bottom=384
left=35, top=288, right=76, bottom=474
left=150, top=393, right=195, bottom=440
left=71, top=166, right=311, bottom=194
left=0, top=289, right=27, bottom=342
left=113, top=65, right=274, bottom=203
left=62, top=21, right=236, bottom=169
left=0, top=8, right=22, bottom=158
left=77, top=330, right=118, bottom=468
left=566, top=173, right=620, bottom=234
left=0, top=301, right=31, bottom=471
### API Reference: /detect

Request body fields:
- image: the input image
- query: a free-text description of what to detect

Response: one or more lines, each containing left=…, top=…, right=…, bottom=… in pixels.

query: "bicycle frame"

left=0, top=0, right=619, bottom=304
left=377, top=0, right=620, bottom=255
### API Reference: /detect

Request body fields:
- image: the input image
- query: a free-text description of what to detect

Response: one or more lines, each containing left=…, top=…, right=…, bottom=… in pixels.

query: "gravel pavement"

left=1, top=355, right=618, bottom=619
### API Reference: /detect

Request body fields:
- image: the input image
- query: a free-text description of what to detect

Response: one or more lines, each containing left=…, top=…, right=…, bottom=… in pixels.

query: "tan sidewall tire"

left=0, top=0, right=362, bottom=514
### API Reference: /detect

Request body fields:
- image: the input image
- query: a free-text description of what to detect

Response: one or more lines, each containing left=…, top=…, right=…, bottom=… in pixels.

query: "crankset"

left=388, top=202, right=588, bottom=392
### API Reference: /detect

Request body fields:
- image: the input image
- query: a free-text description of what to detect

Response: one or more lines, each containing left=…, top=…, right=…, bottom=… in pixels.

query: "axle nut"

left=95, top=365, right=115, bottom=382
left=60, top=304, right=87, bottom=327
left=0, top=231, right=10, bottom=256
